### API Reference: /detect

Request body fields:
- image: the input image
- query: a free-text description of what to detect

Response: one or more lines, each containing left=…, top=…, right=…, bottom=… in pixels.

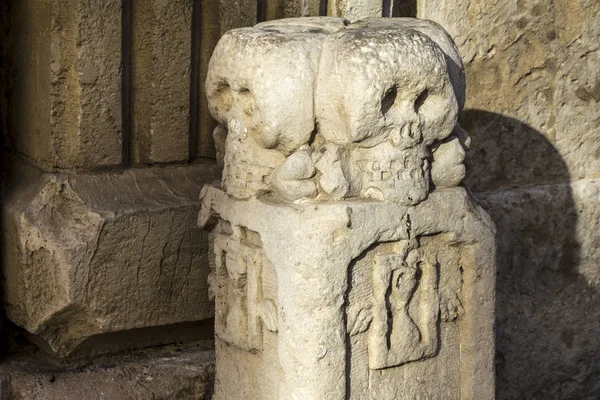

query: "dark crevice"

left=414, top=88, right=429, bottom=113
left=319, top=0, right=328, bottom=16
left=382, top=0, right=392, bottom=17
left=344, top=257, right=355, bottom=400
left=307, top=123, right=319, bottom=147
left=121, top=0, right=133, bottom=167
left=189, top=0, right=201, bottom=161
left=381, top=86, right=397, bottom=116
left=393, top=0, right=417, bottom=17
left=257, top=0, right=267, bottom=23
left=384, top=0, right=418, bottom=17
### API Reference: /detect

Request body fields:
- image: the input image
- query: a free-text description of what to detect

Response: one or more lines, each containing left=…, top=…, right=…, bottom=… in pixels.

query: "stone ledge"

left=0, top=344, right=215, bottom=400
left=1, top=159, right=221, bottom=357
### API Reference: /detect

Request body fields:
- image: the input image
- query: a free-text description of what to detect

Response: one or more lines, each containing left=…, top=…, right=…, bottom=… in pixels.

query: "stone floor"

left=0, top=342, right=215, bottom=400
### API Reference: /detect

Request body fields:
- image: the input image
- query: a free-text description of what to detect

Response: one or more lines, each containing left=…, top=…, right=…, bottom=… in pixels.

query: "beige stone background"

left=418, top=1, right=600, bottom=398
left=0, top=0, right=598, bottom=399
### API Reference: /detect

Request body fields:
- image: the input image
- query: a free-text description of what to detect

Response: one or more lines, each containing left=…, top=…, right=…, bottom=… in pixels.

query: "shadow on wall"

left=0, top=0, right=12, bottom=355
left=461, top=110, right=600, bottom=399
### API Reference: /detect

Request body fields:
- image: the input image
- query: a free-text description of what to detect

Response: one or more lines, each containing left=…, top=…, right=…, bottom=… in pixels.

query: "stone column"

left=200, top=17, right=496, bottom=399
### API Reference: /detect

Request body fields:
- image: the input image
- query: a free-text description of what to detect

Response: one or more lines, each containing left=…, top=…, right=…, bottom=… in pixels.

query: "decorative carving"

left=270, top=146, right=317, bottom=202
left=347, top=300, right=373, bottom=336
left=437, top=243, right=466, bottom=322
left=315, top=27, right=458, bottom=205
left=201, top=17, right=496, bottom=400
left=212, top=225, right=278, bottom=351
left=258, top=299, right=278, bottom=333
left=205, top=22, right=333, bottom=200
left=431, top=124, right=471, bottom=189
left=206, top=18, right=471, bottom=206
left=368, top=242, right=439, bottom=369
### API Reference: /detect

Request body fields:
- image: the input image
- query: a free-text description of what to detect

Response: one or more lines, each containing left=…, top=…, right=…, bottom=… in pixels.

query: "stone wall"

left=418, top=0, right=600, bottom=398
left=0, top=0, right=226, bottom=357
left=0, top=0, right=325, bottom=359
left=0, top=0, right=598, bottom=398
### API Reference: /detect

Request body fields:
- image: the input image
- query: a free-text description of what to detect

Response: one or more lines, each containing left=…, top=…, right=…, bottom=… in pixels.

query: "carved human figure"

left=224, top=248, right=248, bottom=341
left=389, top=262, right=421, bottom=348
left=369, top=244, right=439, bottom=369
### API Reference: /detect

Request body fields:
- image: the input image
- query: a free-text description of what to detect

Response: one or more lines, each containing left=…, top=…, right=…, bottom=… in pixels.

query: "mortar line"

left=319, top=0, right=328, bottom=16
left=382, top=0, right=391, bottom=16
left=257, top=0, right=267, bottom=23
left=189, top=0, right=202, bottom=161
left=121, top=0, right=133, bottom=167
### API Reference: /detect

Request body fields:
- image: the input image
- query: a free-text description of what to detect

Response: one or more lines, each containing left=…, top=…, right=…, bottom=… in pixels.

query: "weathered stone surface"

left=1, top=160, right=220, bottom=357
left=420, top=0, right=600, bottom=188
left=259, top=0, right=323, bottom=20
left=328, top=0, right=382, bottom=20
left=131, top=0, right=193, bottom=163
left=477, top=178, right=600, bottom=399
left=418, top=1, right=600, bottom=398
left=201, top=186, right=496, bottom=400
left=202, top=17, right=495, bottom=399
left=206, top=18, right=467, bottom=204
left=349, top=18, right=466, bottom=111
left=218, top=0, right=257, bottom=34
left=0, top=0, right=12, bottom=154
left=10, top=0, right=123, bottom=170
left=2, top=345, right=215, bottom=400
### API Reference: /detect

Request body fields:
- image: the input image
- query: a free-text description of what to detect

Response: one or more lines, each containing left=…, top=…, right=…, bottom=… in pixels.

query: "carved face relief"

left=316, top=27, right=458, bottom=204
left=349, top=19, right=470, bottom=194
left=220, top=119, right=286, bottom=199
left=349, top=18, right=466, bottom=112
left=206, top=26, right=330, bottom=199
left=348, top=141, right=429, bottom=203
left=431, top=123, right=471, bottom=188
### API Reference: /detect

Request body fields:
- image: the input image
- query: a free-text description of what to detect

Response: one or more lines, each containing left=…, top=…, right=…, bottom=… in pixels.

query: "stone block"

left=416, top=1, right=600, bottom=397
left=1, top=160, right=221, bottom=357
left=131, top=0, right=193, bottom=164
left=258, top=0, right=322, bottom=20
left=10, top=0, right=123, bottom=170
left=201, top=185, right=496, bottom=399
left=477, top=179, right=600, bottom=399
left=197, top=0, right=222, bottom=159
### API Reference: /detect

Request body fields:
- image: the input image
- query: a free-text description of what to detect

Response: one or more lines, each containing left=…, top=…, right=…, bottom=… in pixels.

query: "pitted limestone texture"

left=206, top=17, right=469, bottom=206
left=201, top=17, right=496, bottom=399
left=2, top=161, right=220, bottom=357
